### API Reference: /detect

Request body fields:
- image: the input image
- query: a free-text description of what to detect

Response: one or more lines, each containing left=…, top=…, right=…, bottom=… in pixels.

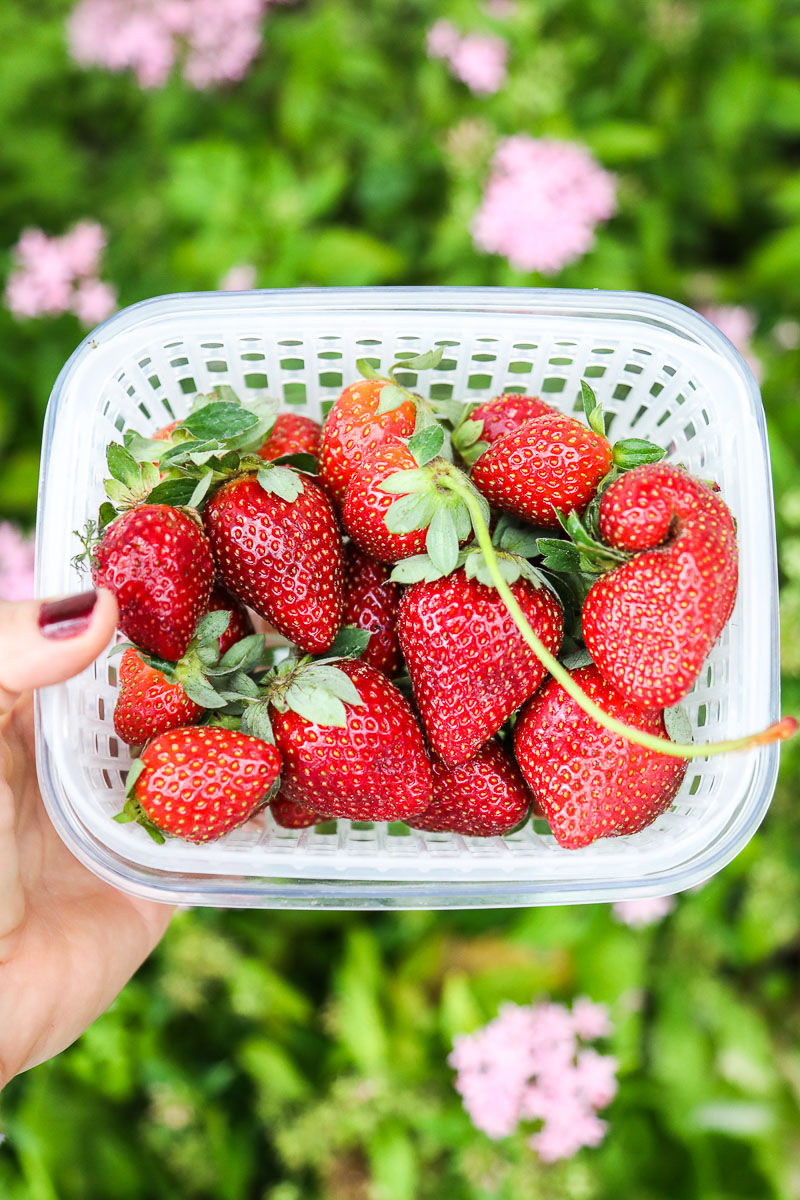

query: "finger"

left=0, top=589, right=119, bottom=711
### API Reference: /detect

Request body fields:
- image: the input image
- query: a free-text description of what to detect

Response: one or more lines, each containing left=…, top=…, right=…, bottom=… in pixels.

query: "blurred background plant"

left=2, top=0, right=800, bottom=1196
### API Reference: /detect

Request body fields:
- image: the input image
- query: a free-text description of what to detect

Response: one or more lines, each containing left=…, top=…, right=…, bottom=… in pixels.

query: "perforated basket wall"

left=35, top=288, right=780, bottom=909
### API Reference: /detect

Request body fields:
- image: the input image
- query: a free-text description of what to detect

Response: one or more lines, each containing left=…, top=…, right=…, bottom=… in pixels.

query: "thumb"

left=0, top=589, right=119, bottom=710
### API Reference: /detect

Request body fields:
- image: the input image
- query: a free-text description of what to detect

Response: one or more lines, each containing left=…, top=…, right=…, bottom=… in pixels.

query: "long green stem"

left=440, top=476, right=797, bottom=760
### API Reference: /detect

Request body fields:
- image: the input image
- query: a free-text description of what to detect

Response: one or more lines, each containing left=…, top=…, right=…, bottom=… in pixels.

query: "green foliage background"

left=2, top=1, right=800, bottom=1196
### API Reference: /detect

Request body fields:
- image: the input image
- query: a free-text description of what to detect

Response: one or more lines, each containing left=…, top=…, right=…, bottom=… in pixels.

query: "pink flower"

left=699, top=305, right=763, bottom=384
left=450, top=997, right=617, bottom=1162
left=5, top=222, right=117, bottom=327
left=483, top=0, right=518, bottom=15
left=0, top=523, right=35, bottom=601
left=427, top=22, right=508, bottom=95
left=612, top=895, right=675, bottom=927
left=472, top=136, right=617, bottom=274
left=219, top=263, right=257, bottom=291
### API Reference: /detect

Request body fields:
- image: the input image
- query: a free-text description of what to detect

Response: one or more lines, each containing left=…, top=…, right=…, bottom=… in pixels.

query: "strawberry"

left=406, top=738, right=531, bottom=836
left=203, top=470, right=344, bottom=654
left=258, top=412, right=322, bottom=462
left=453, top=393, right=557, bottom=466
left=318, top=379, right=417, bottom=508
left=206, top=583, right=255, bottom=656
left=513, top=665, right=687, bottom=848
left=91, top=504, right=214, bottom=660
left=266, top=659, right=432, bottom=821
left=343, top=440, right=429, bottom=563
left=271, top=794, right=324, bottom=829
left=120, top=727, right=281, bottom=844
left=396, top=564, right=563, bottom=767
left=114, top=648, right=203, bottom=745
left=471, top=412, right=613, bottom=529
left=342, top=544, right=402, bottom=677
left=152, top=420, right=180, bottom=441
left=581, top=463, right=738, bottom=709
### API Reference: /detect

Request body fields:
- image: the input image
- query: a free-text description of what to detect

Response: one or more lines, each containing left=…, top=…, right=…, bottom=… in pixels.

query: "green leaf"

left=188, top=473, right=214, bottom=509
left=356, top=358, right=384, bottom=381
left=376, top=383, right=410, bottom=416
left=407, top=424, right=444, bottom=467
left=496, top=515, right=543, bottom=558
left=305, top=665, right=365, bottom=707
left=181, top=675, right=228, bottom=709
left=141, top=462, right=161, bottom=494
left=451, top=500, right=472, bottom=543
left=460, top=439, right=490, bottom=468
left=103, top=479, right=133, bottom=507
left=537, top=540, right=582, bottom=573
left=285, top=682, right=348, bottom=728
left=561, top=647, right=594, bottom=669
left=180, top=401, right=259, bottom=442
left=226, top=671, right=261, bottom=700
left=194, top=610, right=231, bottom=645
left=327, top=626, right=372, bottom=658
left=124, top=759, right=146, bottom=797
left=425, top=506, right=459, bottom=575
left=581, top=379, right=598, bottom=421
left=146, top=478, right=199, bottom=506
left=465, top=550, right=521, bottom=588
left=98, top=502, right=118, bottom=532
left=389, top=555, right=447, bottom=584
left=384, top=490, right=437, bottom=535
left=270, top=452, right=319, bottom=474
left=257, top=466, right=304, bottom=502
left=217, top=634, right=266, bottom=674
left=124, top=430, right=170, bottom=463
left=397, top=346, right=443, bottom=371
left=452, top=418, right=485, bottom=452
left=612, top=438, right=666, bottom=468
left=240, top=702, right=274, bottom=743
left=664, top=704, right=693, bottom=745
left=377, top=468, right=431, bottom=495
left=106, top=442, right=140, bottom=488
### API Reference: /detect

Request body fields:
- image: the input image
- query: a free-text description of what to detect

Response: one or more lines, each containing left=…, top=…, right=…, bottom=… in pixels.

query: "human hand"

left=0, top=589, right=174, bottom=1089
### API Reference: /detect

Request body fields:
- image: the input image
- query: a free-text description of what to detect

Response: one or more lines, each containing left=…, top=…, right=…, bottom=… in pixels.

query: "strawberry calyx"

left=356, top=345, right=461, bottom=435
left=238, top=655, right=368, bottom=742
left=115, top=759, right=166, bottom=844
left=580, top=380, right=665, bottom=472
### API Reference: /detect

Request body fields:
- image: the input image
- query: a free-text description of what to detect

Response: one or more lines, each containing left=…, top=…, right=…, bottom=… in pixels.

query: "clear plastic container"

left=34, top=286, right=780, bottom=909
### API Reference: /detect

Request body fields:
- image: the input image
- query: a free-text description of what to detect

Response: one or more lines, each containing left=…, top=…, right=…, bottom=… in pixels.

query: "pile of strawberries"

left=75, top=345, right=747, bottom=850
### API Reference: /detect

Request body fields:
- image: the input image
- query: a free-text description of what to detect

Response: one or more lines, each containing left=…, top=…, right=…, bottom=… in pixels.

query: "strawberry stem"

left=440, top=474, right=796, bottom=760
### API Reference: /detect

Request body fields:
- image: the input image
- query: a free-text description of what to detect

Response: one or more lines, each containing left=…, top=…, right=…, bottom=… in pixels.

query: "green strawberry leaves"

left=406, top=424, right=445, bottom=466
left=327, top=626, right=372, bottom=658
left=116, top=764, right=166, bottom=844
left=581, top=379, right=664, bottom=470
left=266, top=660, right=367, bottom=728
left=257, top=465, right=305, bottom=502
left=376, top=384, right=411, bottom=416
left=180, top=401, right=259, bottom=441
left=581, top=380, right=608, bottom=438
left=102, top=442, right=161, bottom=513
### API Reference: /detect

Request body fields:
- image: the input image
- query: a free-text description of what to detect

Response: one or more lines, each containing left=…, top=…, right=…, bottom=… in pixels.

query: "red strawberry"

left=124, top=727, right=281, bottom=844
left=397, top=567, right=564, bottom=766
left=269, top=659, right=432, bottom=821
left=114, top=647, right=202, bottom=745
left=318, top=379, right=416, bottom=507
left=205, top=583, right=255, bottom=656
left=342, top=544, right=402, bottom=677
left=152, top=420, right=180, bottom=441
left=258, top=412, right=322, bottom=462
left=203, top=472, right=344, bottom=654
left=471, top=413, right=613, bottom=529
left=582, top=463, right=738, bottom=709
left=343, top=441, right=428, bottom=563
left=406, top=738, right=531, bottom=836
left=92, top=504, right=214, bottom=660
left=513, top=665, right=687, bottom=848
left=470, top=393, right=556, bottom=444
left=271, top=794, right=324, bottom=829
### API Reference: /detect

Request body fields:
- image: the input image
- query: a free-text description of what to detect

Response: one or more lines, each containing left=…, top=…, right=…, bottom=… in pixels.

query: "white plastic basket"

left=34, top=286, right=781, bottom=909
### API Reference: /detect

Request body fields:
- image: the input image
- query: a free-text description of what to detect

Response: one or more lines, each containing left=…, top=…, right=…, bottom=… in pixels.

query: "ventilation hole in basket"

left=107, top=665, right=118, bottom=687
left=109, top=739, right=119, bottom=759
left=115, top=414, right=126, bottom=431
left=138, top=403, right=152, bottom=420
left=509, top=361, right=533, bottom=373
left=604, top=412, right=618, bottom=435
left=592, top=347, right=615, bottom=356
left=501, top=386, right=525, bottom=396
left=472, top=353, right=497, bottom=363
left=613, top=384, right=632, bottom=401
left=469, top=373, right=492, bottom=389
left=674, top=392, right=687, bottom=406
left=663, top=364, right=676, bottom=377
left=629, top=405, right=648, bottom=427
left=359, top=356, right=381, bottom=372
left=320, top=371, right=343, bottom=388
left=148, top=373, right=161, bottom=389
left=387, top=822, right=411, bottom=837
left=281, top=357, right=304, bottom=371
left=356, top=338, right=381, bottom=345
left=170, top=356, right=190, bottom=368
left=179, top=377, right=197, bottom=394
left=548, top=357, right=573, bottom=367
left=319, top=350, right=342, bottom=360
left=430, top=382, right=454, bottom=400
left=700, top=409, right=710, bottom=425
left=515, top=342, right=539, bottom=350
left=656, top=410, right=672, bottom=427
left=541, top=377, right=567, bottom=393
left=583, top=365, right=606, bottom=379
left=242, top=351, right=266, bottom=362
left=437, top=358, right=457, bottom=372
left=244, top=373, right=268, bottom=388
left=650, top=382, right=664, bottom=397
left=98, top=697, right=105, bottom=720
left=393, top=372, right=417, bottom=388
left=688, top=775, right=702, bottom=796
left=102, top=770, right=114, bottom=790
left=624, top=363, right=643, bottom=376
left=206, top=360, right=228, bottom=373
left=315, top=820, right=337, bottom=834
left=696, top=703, right=707, bottom=727
left=284, top=383, right=307, bottom=406
left=684, top=422, right=697, bottom=439
left=321, top=399, right=336, bottom=419
left=279, top=339, right=302, bottom=346
left=162, top=400, right=176, bottom=420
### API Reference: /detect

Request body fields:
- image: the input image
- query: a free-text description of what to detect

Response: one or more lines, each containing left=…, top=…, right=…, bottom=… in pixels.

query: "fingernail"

left=38, top=590, right=98, bottom=639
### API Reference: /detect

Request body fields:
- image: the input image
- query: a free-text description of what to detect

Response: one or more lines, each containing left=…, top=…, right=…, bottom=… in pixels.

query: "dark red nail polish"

left=38, top=590, right=98, bottom=639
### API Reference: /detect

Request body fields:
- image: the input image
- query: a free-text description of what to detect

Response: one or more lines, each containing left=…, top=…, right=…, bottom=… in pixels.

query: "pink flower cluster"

left=699, top=305, right=763, bottom=384
left=427, top=20, right=508, bottom=95
left=219, top=263, right=257, bottom=291
left=449, top=997, right=617, bottom=1162
left=612, top=895, right=675, bottom=927
left=473, top=136, right=617, bottom=275
left=0, top=523, right=35, bottom=602
left=67, top=0, right=293, bottom=90
left=5, top=223, right=117, bottom=326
